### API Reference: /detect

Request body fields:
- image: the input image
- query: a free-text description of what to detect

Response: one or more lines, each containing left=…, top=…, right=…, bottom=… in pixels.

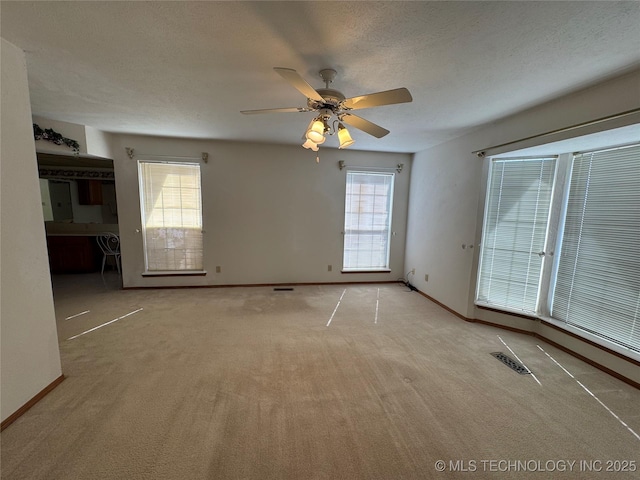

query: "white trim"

left=341, top=268, right=392, bottom=273
left=540, top=315, right=640, bottom=363
left=476, top=301, right=640, bottom=362
left=475, top=301, right=536, bottom=318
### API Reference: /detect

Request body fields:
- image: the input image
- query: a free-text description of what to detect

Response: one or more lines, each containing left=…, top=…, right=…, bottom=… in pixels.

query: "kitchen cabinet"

left=77, top=180, right=103, bottom=205
left=46, top=235, right=101, bottom=273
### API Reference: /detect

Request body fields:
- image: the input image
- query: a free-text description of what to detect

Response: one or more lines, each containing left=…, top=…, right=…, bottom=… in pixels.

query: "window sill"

left=476, top=302, right=537, bottom=320
left=475, top=303, right=640, bottom=363
left=341, top=269, right=391, bottom=274
left=142, top=271, right=207, bottom=277
left=539, top=315, right=640, bottom=363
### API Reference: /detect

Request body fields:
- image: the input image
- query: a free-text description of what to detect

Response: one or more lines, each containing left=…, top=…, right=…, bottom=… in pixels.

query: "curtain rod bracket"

left=125, top=147, right=135, bottom=159
left=202, top=152, right=209, bottom=163
left=397, top=163, right=404, bottom=173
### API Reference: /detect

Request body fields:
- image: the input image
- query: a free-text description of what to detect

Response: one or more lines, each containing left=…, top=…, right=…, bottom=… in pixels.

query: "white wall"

left=405, top=131, right=482, bottom=315
left=111, top=135, right=411, bottom=288
left=84, top=126, right=113, bottom=159
left=1, top=39, right=63, bottom=423
left=405, top=68, right=640, bottom=383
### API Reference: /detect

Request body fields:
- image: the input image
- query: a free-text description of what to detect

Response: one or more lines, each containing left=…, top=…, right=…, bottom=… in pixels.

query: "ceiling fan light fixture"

left=306, top=118, right=326, bottom=144
left=302, top=138, right=319, bottom=151
left=338, top=123, right=355, bottom=149
left=242, top=67, right=412, bottom=154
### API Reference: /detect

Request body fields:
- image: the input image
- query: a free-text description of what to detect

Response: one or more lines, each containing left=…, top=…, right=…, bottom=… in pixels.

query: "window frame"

left=549, top=144, right=640, bottom=354
left=137, top=160, right=205, bottom=275
left=475, top=156, right=558, bottom=314
left=342, top=169, right=395, bottom=273
left=476, top=142, right=640, bottom=360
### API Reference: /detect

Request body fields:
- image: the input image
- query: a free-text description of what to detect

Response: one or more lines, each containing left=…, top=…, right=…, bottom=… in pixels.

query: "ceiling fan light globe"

left=306, top=120, right=326, bottom=144
left=338, top=126, right=355, bottom=149
left=302, top=138, right=317, bottom=150
left=307, top=132, right=326, bottom=144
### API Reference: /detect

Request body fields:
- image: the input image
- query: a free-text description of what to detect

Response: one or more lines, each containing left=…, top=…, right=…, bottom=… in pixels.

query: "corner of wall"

left=1, top=38, right=63, bottom=423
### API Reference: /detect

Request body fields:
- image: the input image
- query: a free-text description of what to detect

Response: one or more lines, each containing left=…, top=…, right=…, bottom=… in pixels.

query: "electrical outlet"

left=328, top=264, right=332, bottom=272
left=411, top=268, right=415, bottom=275
left=425, top=274, right=429, bottom=282
left=215, top=266, right=221, bottom=273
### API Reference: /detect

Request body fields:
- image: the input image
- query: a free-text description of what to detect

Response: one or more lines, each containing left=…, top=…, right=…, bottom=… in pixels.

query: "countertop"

left=45, top=222, right=119, bottom=236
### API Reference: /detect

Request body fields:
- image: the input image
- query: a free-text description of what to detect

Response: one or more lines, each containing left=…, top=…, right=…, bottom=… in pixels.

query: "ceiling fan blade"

left=342, top=87, right=412, bottom=110
left=340, top=113, right=390, bottom=138
left=241, top=106, right=313, bottom=115
left=274, top=67, right=324, bottom=102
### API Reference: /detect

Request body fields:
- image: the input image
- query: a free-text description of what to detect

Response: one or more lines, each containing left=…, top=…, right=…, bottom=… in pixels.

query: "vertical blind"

left=476, top=157, right=556, bottom=313
left=552, top=144, right=640, bottom=352
left=343, top=171, right=394, bottom=270
left=138, top=161, right=203, bottom=271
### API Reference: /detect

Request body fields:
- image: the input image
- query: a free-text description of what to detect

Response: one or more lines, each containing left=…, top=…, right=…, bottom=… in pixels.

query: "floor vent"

left=273, top=287, right=294, bottom=291
left=491, top=352, right=531, bottom=375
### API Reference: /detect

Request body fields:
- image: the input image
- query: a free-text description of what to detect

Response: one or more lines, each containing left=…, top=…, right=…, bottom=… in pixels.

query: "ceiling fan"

left=241, top=67, right=412, bottom=152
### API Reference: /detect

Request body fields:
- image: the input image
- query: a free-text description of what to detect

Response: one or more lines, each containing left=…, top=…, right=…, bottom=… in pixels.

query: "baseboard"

left=530, top=333, right=640, bottom=389
left=1, top=374, right=65, bottom=432
left=414, top=288, right=639, bottom=390
left=124, top=280, right=405, bottom=290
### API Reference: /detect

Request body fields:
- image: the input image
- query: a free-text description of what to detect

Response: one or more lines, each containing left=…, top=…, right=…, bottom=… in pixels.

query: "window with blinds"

left=476, top=157, right=557, bottom=313
left=552, top=144, right=640, bottom=352
left=138, top=161, right=203, bottom=272
left=343, top=171, right=395, bottom=271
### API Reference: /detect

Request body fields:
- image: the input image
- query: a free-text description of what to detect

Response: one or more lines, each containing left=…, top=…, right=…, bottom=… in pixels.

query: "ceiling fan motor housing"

left=308, top=89, right=345, bottom=111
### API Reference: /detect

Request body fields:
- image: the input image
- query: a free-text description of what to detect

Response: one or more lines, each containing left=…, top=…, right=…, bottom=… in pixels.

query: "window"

left=552, top=144, right=640, bottom=352
left=138, top=161, right=203, bottom=272
left=476, top=157, right=556, bottom=313
left=343, top=171, right=394, bottom=271
left=476, top=143, right=640, bottom=355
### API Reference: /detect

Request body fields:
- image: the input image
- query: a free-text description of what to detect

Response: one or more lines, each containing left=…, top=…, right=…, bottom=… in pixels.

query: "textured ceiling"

left=2, top=1, right=639, bottom=153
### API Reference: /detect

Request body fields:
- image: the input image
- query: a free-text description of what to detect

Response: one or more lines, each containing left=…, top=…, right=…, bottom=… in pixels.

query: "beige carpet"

left=2, top=274, right=639, bottom=479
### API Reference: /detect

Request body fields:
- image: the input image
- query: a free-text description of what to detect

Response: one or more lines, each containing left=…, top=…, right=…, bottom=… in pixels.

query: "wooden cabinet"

left=77, top=180, right=103, bottom=205
left=46, top=236, right=102, bottom=273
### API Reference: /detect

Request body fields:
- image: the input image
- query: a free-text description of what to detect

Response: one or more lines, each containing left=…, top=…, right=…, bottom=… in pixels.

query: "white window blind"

left=343, top=171, right=394, bottom=270
left=476, top=157, right=556, bottom=313
left=552, top=144, right=640, bottom=352
left=138, top=161, right=203, bottom=271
